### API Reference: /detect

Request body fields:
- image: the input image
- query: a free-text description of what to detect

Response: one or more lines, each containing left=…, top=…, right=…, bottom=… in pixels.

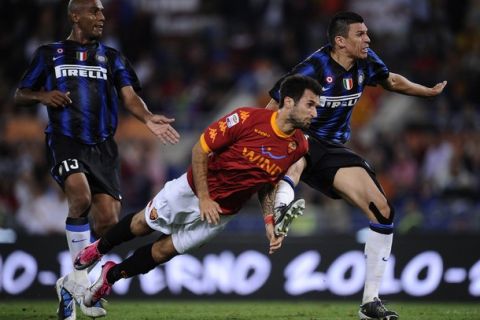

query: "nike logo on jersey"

left=52, top=56, right=64, bottom=61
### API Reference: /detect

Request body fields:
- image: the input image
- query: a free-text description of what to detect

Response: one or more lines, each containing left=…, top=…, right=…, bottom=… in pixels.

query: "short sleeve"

left=364, top=49, right=389, bottom=86
left=111, top=51, right=141, bottom=92
left=18, top=46, right=48, bottom=90
left=201, top=108, right=250, bottom=152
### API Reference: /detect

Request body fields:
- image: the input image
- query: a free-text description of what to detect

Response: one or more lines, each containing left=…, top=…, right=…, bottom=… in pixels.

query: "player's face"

left=289, top=89, right=319, bottom=129
left=344, top=22, right=370, bottom=59
left=76, top=0, right=105, bottom=40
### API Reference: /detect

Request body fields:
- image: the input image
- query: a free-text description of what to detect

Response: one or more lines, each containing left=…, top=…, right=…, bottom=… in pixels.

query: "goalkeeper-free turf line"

left=1, top=300, right=479, bottom=320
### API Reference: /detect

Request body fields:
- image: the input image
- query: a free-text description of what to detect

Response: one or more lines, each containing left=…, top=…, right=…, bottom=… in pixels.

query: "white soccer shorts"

left=144, top=173, right=234, bottom=254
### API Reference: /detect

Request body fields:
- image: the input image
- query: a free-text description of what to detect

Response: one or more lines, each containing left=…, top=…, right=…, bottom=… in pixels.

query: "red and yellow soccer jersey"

left=186, top=107, right=308, bottom=215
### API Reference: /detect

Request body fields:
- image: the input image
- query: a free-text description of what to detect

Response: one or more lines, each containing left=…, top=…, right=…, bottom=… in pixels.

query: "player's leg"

left=83, top=234, right=178, bottom=306
left=274, top=157, right=306, bottom=208
left=48, top=134, right=114, bottom=319
left=56, top=172, right=94, bottom=320
left=75, top=173, right=191, bottom=271
left=46, top=134, right=95, bottom=281
left=72, top=136, right=123, bottom=267
left=89, top=193, right=120, bottom=237
left=63, top=172, right=93, bottom=259
left=75, top=209, right=154, bottom=270
left=62, top=172, right=112, bottom=318
left=82, top=173, right=234, bottom=306
left=332, top=167, right=398, bottom=320
left=272, top=157, right=307, bottom=235
left=83, top=209, right=234, bottom=306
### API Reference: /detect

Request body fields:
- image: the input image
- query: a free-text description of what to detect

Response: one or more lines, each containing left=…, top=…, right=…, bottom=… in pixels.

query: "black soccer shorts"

left=46, top=133, right=122, bottom=200
left=300, top=137, right=379, bottom=199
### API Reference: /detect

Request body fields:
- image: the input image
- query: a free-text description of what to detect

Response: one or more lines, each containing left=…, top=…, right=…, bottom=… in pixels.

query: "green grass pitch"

left=1, top=300, right=479, bottom=319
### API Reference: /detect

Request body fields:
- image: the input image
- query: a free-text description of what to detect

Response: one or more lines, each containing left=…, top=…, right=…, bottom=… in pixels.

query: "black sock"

left=97, top=212, right=136, bottom=254
left=66, top=216, right=89, bottom=225
left=106, top=243, right=157, bottom=284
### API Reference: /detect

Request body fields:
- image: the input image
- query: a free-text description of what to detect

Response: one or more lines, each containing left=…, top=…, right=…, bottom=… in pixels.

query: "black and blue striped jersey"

left=19, top=40, right=141, bottom=145
left=269, top=45, right=389, bottom=144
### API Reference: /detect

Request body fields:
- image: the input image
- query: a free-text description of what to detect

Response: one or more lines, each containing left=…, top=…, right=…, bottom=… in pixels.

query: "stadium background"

left=1, top=0, right=480, bottom=303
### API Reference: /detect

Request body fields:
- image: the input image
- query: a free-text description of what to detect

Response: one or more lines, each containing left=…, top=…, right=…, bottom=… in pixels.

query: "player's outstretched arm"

left=258, top=184, right=285, bottom=255
left=120, top=86, right=180, bottom=145
left=380, top=72, right=447, bottom=97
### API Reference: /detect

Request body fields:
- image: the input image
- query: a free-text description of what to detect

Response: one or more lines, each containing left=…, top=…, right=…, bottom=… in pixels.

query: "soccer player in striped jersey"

left=14, top=1, right=179, bottom=319
left=72, top=75, right=320, bottom=308
left=267, top=12, right=447, bottom=320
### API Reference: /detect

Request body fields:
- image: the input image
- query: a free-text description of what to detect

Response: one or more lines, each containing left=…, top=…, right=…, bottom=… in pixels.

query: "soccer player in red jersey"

left=71, top=75, right=320, bottom=307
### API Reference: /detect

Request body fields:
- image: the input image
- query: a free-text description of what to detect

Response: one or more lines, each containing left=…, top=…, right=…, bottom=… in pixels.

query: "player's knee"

left=68, top=192, right=92, bottom=218
left=131, top=211, right=151, bottom=235
left=151, top=237, right=178, bottom=264
left=93, top=212, right=119, bottom=236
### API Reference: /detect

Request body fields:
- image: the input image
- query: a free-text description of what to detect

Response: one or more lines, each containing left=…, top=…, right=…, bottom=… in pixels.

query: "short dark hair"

left=278, top=75, right=321, bottom=109
left=68, top=0, right=93, bottom=14
left=327, top=12, right=364, bottom=46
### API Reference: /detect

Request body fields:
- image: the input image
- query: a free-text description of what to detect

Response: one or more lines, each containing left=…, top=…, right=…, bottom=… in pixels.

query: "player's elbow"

left=13, top=88, right=25, bottom=105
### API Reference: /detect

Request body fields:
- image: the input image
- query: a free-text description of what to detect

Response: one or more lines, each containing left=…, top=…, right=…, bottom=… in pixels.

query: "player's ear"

left=284, top=96, right=294, bottom=109
left=335, top=35, right=346, bottom=49
left=69, top=12, right=80, bottom=24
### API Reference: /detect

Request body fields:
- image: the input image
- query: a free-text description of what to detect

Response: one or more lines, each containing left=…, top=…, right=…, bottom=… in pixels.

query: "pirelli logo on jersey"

left=319, top=92, right=362, bottom=108
left=54, top=64, right=107, bottom=80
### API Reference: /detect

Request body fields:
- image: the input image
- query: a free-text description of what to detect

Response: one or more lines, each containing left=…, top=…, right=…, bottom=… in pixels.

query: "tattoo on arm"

left=258, top=184, right=278, bottom=217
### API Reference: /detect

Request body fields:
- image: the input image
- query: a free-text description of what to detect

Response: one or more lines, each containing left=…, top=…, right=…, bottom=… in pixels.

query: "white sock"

left=362, top=228, right=393, bottom=304
left=274, top=178, right=295, bottom=209
left=65, top=220, right=91, bottom=292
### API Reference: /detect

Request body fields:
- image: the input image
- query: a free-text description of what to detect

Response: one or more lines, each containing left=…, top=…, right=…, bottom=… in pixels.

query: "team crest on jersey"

left=358, top=71, right=364, bottom=85
left=343, top=78, right=353, bottom=90
left=76, top=51, right=87, bottom=61
left=226, top=113, right=239, bottom=128
left=287, top=141, right=297, bottom=154
left=95, top=54, right=107, bottom=63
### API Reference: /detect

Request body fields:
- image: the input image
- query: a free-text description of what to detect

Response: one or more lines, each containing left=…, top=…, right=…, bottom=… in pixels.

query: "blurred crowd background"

left=1, top=0, right=480, bottom=239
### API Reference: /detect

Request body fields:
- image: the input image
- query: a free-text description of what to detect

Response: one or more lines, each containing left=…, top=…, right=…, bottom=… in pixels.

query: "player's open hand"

left=429, top=80, right=447, bottom=96
left=40, top=90, right=72, bottom=107
left=199, top=197, right=222, bottom=225
left=146, top=114, right=180, bottom=145
left=265, top=223, right=285, bottom=255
